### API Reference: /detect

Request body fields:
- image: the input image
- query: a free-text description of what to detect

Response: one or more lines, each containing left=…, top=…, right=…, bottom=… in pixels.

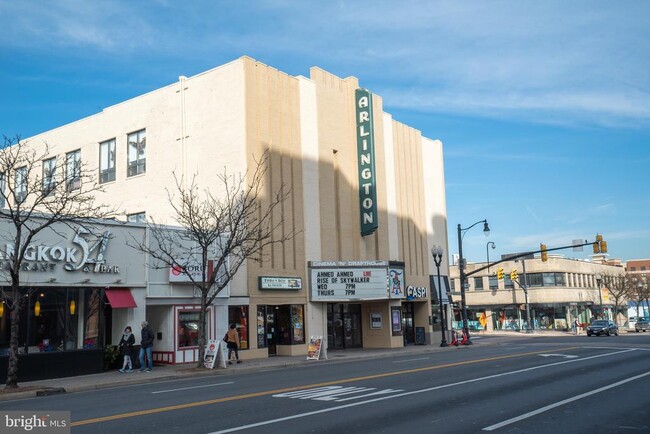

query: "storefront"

left=309, top=260, right=429, bottom=350
left=0, top=219, right=146, bottom=382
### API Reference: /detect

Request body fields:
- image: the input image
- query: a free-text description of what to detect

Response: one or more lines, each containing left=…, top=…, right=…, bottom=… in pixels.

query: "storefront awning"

left=105, top=289, right=137, bottom=309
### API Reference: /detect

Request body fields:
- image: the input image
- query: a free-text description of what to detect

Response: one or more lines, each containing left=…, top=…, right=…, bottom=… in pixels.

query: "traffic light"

left=593, top=234, right=607, bottom=254
left=497, top=268, right=504, bottom=280
left=540, top=244, right=548, bottom=262
left=510, top=270, right=518, bottom=281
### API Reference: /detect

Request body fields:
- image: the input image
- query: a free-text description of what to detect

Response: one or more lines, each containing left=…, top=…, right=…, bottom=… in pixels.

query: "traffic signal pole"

left=464, top=239, right=601, bottom=280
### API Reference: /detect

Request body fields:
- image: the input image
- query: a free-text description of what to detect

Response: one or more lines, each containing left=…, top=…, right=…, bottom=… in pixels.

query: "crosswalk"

left=273, top=386, right=403, bottom=402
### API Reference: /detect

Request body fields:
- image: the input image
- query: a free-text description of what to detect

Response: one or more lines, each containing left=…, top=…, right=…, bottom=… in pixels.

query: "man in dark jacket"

left=139, top=321, right=154, bottom=372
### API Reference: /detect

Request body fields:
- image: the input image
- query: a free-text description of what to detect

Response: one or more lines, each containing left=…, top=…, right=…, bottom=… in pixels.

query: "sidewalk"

left=0, top=330, right=573, bottom=402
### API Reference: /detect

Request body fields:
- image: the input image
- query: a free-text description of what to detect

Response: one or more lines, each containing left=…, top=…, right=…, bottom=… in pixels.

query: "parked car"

left=635, top=317, right=650, bottom=332
left=586, top=320, right=618, bottom=337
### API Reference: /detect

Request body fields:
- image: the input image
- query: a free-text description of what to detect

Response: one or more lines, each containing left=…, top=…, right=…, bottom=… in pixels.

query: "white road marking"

left=209, top=349, right=635, bottom=433
left=538, top=354, right=578, bottom=359
left=393, top=357, right=429, bottom=363
left=151, top=381, right=234, bottom=394
left=482, top=370, right=650, bottom=431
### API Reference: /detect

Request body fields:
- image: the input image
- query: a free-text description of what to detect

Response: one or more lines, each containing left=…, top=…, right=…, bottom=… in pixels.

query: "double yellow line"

left=73, top=346, right=578, bottom=426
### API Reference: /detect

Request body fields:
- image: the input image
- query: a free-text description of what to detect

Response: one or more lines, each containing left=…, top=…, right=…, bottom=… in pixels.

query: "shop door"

left=327, top=304, right=362, bottom=350
left=402, top=303, right=415, bottom=345
left=265, top=306, right=277, bottom=356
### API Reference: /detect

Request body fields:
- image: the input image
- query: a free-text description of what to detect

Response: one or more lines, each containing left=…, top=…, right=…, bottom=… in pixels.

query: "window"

left=42, top=157, right=56, bottom=195
left=642, top=266, right=647, bottom=271
left=127, top=129, right=146, bottom=176
left=527, top=273, right=543, bottom=287
left=543, top=273, right=556, bottom=286
left=178, top=311, right=201, bottom=348
left=630, top=267, right=636, bottom=271
left=504, top=275, right=514, bottom=289
left=450, top=279, right=457, bottom=293
left=489, top=276, right=498, bottom=290
left=0, top=173, right=5, bottom=208
left=127, top=212, right=146, bottom=223
left=554, top=273, right=566, bottom=286
left=474, top=277, right=484, bottom=291
left=66, top=150, right=81, bottom=191
left=15, top=166, right=27, bottom=204
left=228, top=306, right=249, bottom=350
left=99, top=139, right=116, bottom=183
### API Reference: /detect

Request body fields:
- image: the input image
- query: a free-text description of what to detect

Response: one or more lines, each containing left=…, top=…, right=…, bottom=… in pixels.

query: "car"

left=586, top=320, right=618, bottom=337
left=635, top=317, right=650, bottom=332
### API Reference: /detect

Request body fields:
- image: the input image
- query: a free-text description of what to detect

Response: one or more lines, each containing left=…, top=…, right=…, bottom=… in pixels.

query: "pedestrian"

left=118, top=326, right=135, bottom=373
left=225, top=323, right=242, bottom=364
left=139, top=321, right=154, bottom=372
left=573, top=319, right=579, bottom=335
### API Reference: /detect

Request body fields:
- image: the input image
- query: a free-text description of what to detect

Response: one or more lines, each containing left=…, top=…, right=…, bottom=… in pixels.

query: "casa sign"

left=355, top=88, right=378, bottom=236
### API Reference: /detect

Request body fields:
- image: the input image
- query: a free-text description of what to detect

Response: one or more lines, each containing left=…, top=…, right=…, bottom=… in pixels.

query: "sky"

left=0, top=0, right=648, bottom=264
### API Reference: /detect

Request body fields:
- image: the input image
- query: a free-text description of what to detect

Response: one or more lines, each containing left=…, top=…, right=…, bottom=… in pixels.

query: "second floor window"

left=474, top=277, right=484, bottom=291
left=15, top=167, right=27, bottom=204
left=0, top=173, right=5, bottom=208
left=489, top=276, right=498, bottom=290
left=66, top=150, right=81, bottom=191
left=127, top=129, right=146, bottom=177
left=127, top=212, right=146, bottom=223
left=42, top=157, right=56, bottom=195
left=99, top=139, right=116, bottom=183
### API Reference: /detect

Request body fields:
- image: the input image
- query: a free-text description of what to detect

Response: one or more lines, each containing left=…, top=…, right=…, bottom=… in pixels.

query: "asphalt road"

left=2, top=334, right=649, bottom=433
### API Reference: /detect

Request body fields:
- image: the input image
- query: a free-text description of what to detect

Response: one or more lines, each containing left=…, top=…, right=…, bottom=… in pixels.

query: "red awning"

left=105, top=289, right=137, bottom=309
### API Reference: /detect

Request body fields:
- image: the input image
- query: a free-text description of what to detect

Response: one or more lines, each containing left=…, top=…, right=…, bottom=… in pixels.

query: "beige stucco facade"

left=20, top=56, right=450, bottom=361
left=450, top=256, right=626, bottom=331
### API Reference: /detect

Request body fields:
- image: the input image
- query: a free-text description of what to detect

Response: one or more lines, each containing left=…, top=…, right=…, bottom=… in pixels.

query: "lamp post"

left=595, top=273, right=603, bottom=319
left=486, top=241, right=496, bottom=272
left=457, top=219, right=490, bottom=345
left=431, top=246, right=448, bottom=347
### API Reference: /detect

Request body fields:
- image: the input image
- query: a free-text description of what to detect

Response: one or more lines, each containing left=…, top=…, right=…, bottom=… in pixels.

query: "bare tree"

left=628, top=274, right=650, bottom=318
left=0, top=136, right=112, bottom=389
left=600, top=272, right=629, bottom=326
left=131, top=152, right=293, bottom=367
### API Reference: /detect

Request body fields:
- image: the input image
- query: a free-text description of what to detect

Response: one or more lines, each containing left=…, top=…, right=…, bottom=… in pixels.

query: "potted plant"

left=103, top=345, right=120, bottom=370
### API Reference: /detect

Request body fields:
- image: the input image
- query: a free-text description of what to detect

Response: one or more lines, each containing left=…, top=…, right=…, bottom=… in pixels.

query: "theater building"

left=16, top=56, right=450, bottom=364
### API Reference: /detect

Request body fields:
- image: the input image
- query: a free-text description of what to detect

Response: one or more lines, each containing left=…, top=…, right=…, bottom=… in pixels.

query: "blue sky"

left=1, top=1, right=648, bottom=263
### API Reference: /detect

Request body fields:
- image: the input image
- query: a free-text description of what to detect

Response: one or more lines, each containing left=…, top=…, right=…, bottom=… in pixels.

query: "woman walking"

left=118, top=326, right=135, bottom=373
left=226, top=323, right=242, bottom=364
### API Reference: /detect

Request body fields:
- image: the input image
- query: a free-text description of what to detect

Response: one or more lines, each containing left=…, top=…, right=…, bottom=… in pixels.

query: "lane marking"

left=208, top=349, right=636, bottom=433
left=71, top=345, right=580, bottom=427
left=393, top=357, right=429, bottom=363
left=482, top=370, right=650, bottom=431
left=152, top=382, right=234, bottom=394
left=538, top=354, right=578, bottom=359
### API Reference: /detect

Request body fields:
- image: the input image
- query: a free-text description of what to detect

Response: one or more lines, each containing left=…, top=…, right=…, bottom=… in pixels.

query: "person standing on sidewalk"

left=118, top=326, right=135, bottom=373
left=139, top=321, right=154, bottom=372
left=573, top=319, right=580, bottom=335
left=226, top=323, right=242, bottom=364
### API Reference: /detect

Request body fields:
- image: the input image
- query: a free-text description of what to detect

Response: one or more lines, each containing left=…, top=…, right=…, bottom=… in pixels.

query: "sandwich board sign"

left=306, top=336, right=323, bottom=360
left=204, top=339, right=227, bottom=369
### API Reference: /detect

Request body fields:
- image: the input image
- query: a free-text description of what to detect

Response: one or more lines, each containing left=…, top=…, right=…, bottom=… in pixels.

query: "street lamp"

left=431, top=246, right=448, bottom=347
left=595, top=273, right=603, bottom=319
left=457, top=219, right=490, bottom=345
left=486, top=241, right=496, bottom=272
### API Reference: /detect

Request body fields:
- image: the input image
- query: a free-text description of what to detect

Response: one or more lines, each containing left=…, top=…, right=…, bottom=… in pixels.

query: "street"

left=1, top=334, right=649, bottom=433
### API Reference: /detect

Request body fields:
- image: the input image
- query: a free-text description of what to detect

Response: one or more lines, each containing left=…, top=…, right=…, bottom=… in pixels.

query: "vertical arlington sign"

left=355, top=88, right=378, bottom=236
